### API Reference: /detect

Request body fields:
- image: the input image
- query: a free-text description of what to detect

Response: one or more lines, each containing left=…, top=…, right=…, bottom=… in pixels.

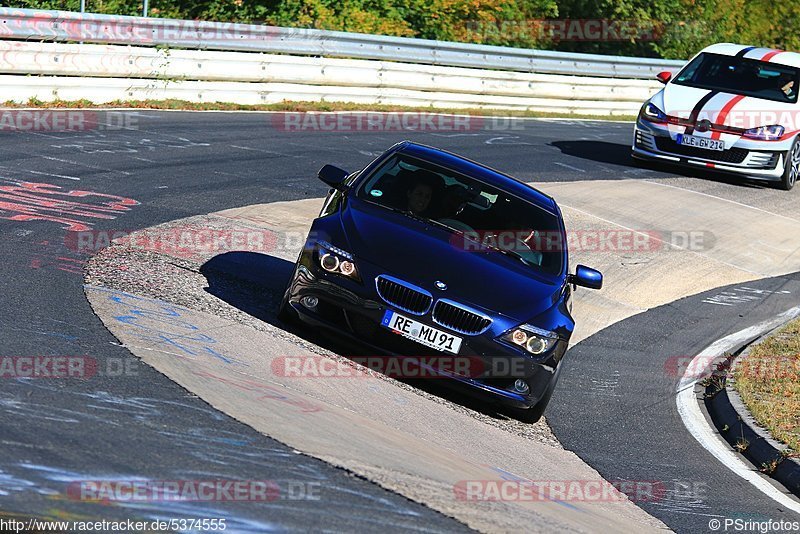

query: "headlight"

left=501, top=324, right=558, bottom=355
left=317, top=241, right=360, bottom=280
left=743, top=124, right=785, bottom=141
left=641, top=102, right=667, bottom=123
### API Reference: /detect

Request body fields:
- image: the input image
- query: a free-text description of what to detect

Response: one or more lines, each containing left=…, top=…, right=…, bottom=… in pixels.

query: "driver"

left=405, top=170, right=443, bottom=216
left=779, top=75, right=796, bottom=99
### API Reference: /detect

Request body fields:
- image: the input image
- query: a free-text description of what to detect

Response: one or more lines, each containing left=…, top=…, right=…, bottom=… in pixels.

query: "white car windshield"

left=673, top=52, right=800, bottom=103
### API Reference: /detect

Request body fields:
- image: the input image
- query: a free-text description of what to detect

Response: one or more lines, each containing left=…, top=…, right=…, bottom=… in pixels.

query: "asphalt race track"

left=549, top=274, right=800, bottom=529
left=1, top=111, right=799, bottom=532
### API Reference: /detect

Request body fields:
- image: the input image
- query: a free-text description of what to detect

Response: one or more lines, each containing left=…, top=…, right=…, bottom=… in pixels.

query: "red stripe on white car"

left=711, top=95, right=747, bottom=140
left=743, top=48, right=772, bottom=60
left=761, top=50, right=784, bottom=61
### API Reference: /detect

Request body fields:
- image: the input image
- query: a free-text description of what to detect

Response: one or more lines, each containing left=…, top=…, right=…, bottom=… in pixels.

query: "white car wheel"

left=781, top=137, right=800, bottom=191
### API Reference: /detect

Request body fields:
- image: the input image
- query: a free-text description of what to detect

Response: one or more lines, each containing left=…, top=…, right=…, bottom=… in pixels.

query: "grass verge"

left=0, top=98, right=638, bottom=121
left=733, top=319, right=800, bottom=452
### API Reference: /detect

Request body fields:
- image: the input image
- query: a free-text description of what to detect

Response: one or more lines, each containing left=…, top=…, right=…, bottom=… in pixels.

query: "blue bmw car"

left=279, top=141, right=602, bottom=422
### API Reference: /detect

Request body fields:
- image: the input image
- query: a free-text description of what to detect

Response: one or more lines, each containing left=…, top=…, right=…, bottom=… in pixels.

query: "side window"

left=676, top=56, right=702, bottom=83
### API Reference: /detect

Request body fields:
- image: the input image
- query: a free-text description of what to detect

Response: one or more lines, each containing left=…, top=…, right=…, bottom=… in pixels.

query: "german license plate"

left=381, top=310, right=462, bottom=354
left=677, top=133, right=724, bottom=151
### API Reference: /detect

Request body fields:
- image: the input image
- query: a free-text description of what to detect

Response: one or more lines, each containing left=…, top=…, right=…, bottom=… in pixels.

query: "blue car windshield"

left=673, top=52, right=800, bottom=103
left=356, top=154, right=564, bottom=275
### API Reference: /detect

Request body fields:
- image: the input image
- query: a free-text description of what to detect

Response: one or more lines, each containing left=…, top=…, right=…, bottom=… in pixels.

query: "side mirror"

left=568, top=265, right=603, bottom=290
left=656, top=71, right=672, bottom=84
left=318, top=164, right=349, bottom=189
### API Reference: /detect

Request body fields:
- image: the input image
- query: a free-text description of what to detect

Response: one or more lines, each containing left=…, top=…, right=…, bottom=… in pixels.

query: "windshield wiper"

left=382, top=204, right=534, bottom=266
left=480, top=241, right=534, bottom=266
left=382, top=205, right=466, bottom=235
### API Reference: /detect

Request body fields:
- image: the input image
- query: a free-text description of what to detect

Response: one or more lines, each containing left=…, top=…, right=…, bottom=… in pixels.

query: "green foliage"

left=5, top=0, right=799, bottom=59
left=10, top=0, right=83, bottom=9
left=267, top=0, right=415, bottom=36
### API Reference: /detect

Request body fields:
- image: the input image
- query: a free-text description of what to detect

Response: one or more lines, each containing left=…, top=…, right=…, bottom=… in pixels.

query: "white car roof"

left=699, top=43, right=800, bottom=69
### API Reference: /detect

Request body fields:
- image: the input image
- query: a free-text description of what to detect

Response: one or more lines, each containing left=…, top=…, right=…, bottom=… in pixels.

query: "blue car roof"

left=394, top=141, right=557, bottom=214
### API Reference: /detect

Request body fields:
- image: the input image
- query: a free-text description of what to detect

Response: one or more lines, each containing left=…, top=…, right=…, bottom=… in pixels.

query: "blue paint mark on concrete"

left=87, top=286, right=247, bottom=367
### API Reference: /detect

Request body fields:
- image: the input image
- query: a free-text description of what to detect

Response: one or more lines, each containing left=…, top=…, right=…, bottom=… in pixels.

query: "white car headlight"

left=641, top=102, right=667, bottom=122
left=501, top=324, right=558, bottom=355
left=742, top=124, right=785, bottom=141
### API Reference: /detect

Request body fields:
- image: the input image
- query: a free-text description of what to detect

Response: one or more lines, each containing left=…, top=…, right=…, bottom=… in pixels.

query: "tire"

left=511, top=364, right=562, bottom=424
left=276, top=295, right=297, bottom=324
left=779, top=137, right=800, bottom=191
left=276, top=278, right=298, bottom=324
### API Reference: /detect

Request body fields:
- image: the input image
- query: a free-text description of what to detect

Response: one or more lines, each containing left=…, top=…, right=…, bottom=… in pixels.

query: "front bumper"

left=283, top=255, right=566, bottom=409
left=632, top=118, right=790, bottom=180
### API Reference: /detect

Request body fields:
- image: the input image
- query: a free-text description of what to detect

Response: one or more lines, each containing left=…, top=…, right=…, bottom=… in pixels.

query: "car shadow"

left=549, top=140, right=775, bottom=189
left=550, top=140, right=636, bottom=167
left=200, top=251, right=525, bottom=422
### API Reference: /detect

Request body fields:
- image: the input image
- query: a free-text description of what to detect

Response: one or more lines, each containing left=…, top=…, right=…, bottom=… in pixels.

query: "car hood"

left=340, top=199, right=563, bottom=322
left=656, top=83, right=798, bottom=129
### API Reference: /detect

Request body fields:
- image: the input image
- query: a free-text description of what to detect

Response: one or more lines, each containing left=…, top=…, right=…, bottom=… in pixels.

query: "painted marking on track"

left=589, top=370, right=621, bottom=397
left=128, top=155, right=156, bottom=163
left=701, top=286, right=791, bottom=307
left=622, top=168, right=652, bottom=175
left=553, top=162, right=586, bottom=173
left=536, top=118, right=631, bottom=125
left=23, top=170, right=81, bottom=181
left=39, top=155, right=131, bottom=176
left=0, top=180, right=139, bottom=232
left=88, top=286, right=247, bottom=367
left=676, top=306, right=800, bottom=514
left=484, top=136, right=533, bottom=145
left=13, top=130, right=62, bottom=140
left=229, top=145, right=294, bottom=157
left=193, top=369, right=323, bottom=414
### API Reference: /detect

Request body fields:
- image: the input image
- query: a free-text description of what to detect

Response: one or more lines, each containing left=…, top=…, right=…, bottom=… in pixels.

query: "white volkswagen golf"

left=632, top=43, right=800, bottom=190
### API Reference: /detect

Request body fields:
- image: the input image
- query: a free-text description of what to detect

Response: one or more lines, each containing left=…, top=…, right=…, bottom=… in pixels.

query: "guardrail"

left=0, top=40, right=664, bottom=114
left=0, top=9, right=684, bottom=114
left=0, top=8, right=684, bottom=79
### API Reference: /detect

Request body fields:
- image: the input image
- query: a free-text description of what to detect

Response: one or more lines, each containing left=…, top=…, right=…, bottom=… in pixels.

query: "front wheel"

left=276, top=272, right=299, bottom=325
left=276, top=294, right=297, bottom=324
left=779, top=137, right=800, bottom=191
